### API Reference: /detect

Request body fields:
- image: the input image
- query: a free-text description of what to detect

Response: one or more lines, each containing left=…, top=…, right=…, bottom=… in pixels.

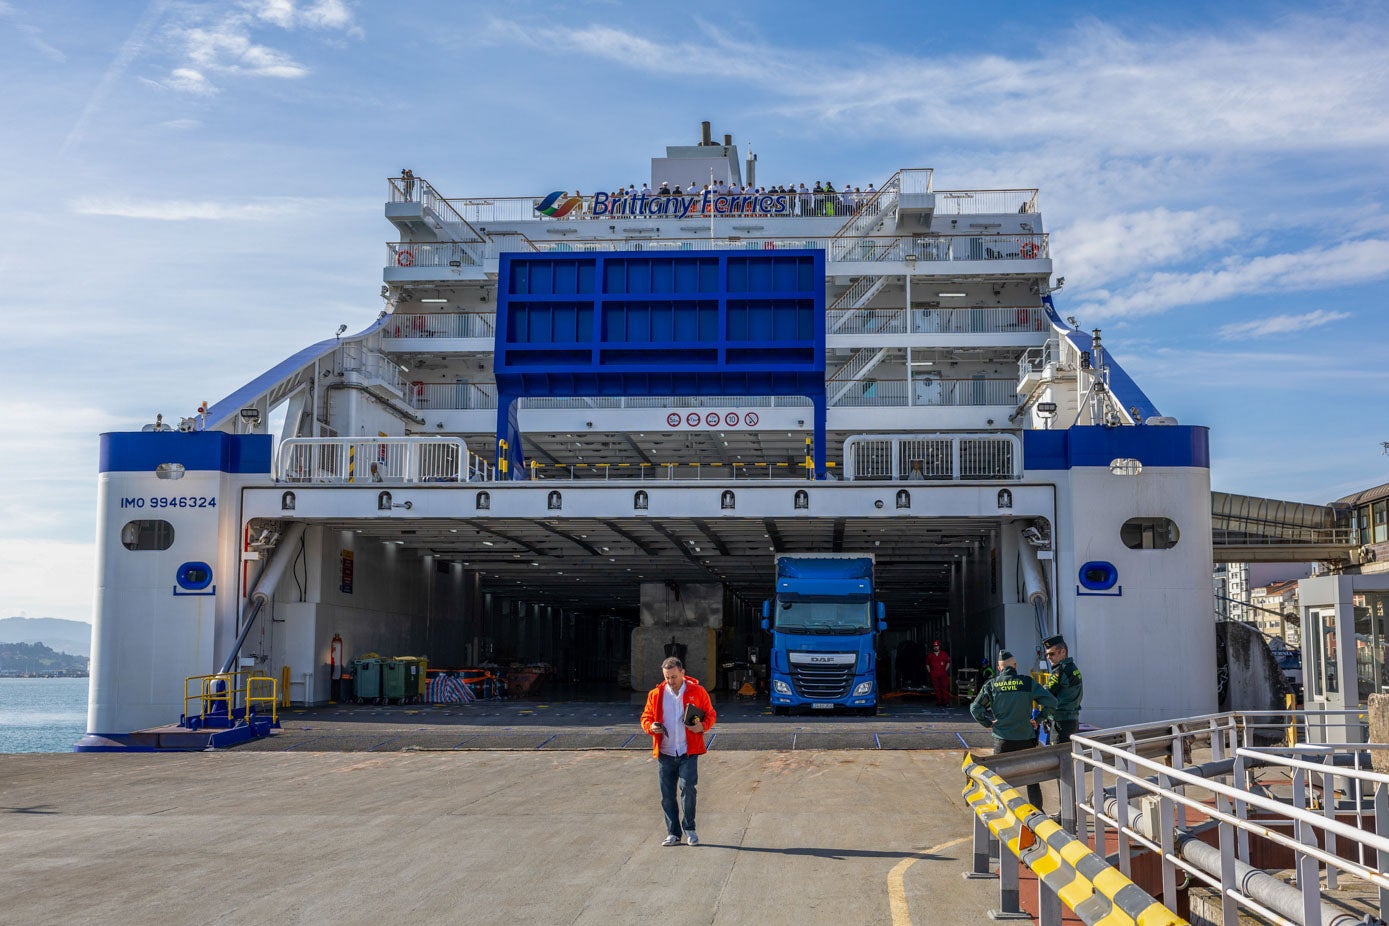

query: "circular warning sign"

left=667, top=413, right=681, bottom=427
left=705, top=413, right=721, bottom=427
left=686, top=413, right=701, bottom=427
left=725, top=412, right=740, bottom=426
left=745, top=412, right=760, bottom=426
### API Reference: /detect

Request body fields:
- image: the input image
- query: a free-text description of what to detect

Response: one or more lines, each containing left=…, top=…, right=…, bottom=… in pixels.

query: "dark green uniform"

left=1045, top=656, right=1083, bottom=743
left=971, top=665, right=1058, bottom=808
left=969, top=666, right=1058, bottom=742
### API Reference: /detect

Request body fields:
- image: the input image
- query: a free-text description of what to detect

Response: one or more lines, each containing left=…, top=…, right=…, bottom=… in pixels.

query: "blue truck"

left=762, top=553, right=887, bottom=715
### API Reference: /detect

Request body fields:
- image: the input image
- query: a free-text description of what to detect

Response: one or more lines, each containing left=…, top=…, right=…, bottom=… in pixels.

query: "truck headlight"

left=773, top=680, right=791, bottom=695
left=853, top=681, right=873, bottom=696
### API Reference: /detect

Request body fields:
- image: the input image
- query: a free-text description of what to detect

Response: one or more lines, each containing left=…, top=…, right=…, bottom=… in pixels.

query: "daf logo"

left=810, top=656, right=835, bottom=663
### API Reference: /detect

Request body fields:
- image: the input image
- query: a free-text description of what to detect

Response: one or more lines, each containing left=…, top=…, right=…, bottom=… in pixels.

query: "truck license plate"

left=812, top=702, right=833, bottom=710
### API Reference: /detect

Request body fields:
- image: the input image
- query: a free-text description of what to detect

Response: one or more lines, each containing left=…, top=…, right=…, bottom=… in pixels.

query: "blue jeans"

left=658, top=753, right=698, bottom=837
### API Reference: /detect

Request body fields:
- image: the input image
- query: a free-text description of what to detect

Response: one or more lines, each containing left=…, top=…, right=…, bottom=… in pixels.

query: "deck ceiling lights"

left=419, top=298, right=447, bottom=303
left=938, top=292, right=967, bottom=298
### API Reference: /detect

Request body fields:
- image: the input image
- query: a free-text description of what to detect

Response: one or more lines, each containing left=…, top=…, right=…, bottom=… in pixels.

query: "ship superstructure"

left=85, top=127, right=1215, bottom=740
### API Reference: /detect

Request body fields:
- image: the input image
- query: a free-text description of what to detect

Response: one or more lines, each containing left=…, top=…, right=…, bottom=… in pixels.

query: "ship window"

left=121, top=520, right=175, bottom=551
left=1374, top=501, right=1387, bottom=544
left=1120, top=517, right=1179, bottom=550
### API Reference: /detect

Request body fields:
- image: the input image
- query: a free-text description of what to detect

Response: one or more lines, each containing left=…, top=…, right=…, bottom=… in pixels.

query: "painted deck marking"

left=887, top=834, right=969, bottom=926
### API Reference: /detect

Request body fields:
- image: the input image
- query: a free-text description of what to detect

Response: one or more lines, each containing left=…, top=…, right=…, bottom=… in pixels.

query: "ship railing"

left=960, top=709, right=1386, bottom=926
left=181, top=670, right=278, bottom=730
left=1067, top=711, right=1387, bottom=926
left=382, top=313, right=497, bottom=339
left=832, top=306, right=1050, bottom=336
left=340, top=343, right=404, bottom=394
left=403, top=388, right=820, bottom=412
left=508, top=233, right=1049, bottom=263
left=830, top=170, right=904, bottom=241
left=407, top=383, right=498, bottom=410
left=1018, top=338, right=1063, bottom=379
left=523, top=461, right=836, bottom=481
left=276, top=437, right=493, bottom=484
left=843, top=433, right=1020, bottom=480
left=433, top=184, right=1045, bottom=226
left=935, top=188, right=1039, bottom=214
left=388, top=241, right=483, bottom=269
left=388, top=176, right=486, bottom=243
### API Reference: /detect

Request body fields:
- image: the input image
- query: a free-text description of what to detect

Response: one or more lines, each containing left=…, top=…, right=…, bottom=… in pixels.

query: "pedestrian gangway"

left=1212, top=492, right=1356, bottom=563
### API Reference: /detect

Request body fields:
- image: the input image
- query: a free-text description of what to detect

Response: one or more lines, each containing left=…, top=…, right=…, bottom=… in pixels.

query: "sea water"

left=0, top=677, right=88, bottom=753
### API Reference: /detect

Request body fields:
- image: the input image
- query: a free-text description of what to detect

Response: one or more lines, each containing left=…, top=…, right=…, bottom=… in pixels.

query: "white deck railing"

left=383, top=313, right=497, bottom=339
left=832, top=306, right=1049, bottom=335
left=340, top=344, right=404, bottom=395
left=843, top=433, right=1021, bottom=480
left=277, top=437, right=493, bottom=484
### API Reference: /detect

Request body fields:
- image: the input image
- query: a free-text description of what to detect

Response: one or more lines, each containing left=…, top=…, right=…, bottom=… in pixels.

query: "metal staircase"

left=828, top=347, right=890, bottom=404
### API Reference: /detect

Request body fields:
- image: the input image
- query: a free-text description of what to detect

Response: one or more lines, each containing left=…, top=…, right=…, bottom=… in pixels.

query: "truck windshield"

left=775, top=598, right=872, bottom=634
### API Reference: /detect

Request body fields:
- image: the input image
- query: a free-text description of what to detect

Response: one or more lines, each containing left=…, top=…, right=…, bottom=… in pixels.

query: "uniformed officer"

left=970, top=650, right=1058, bottom=807
left=1042, top=634, right=1083, bottom=744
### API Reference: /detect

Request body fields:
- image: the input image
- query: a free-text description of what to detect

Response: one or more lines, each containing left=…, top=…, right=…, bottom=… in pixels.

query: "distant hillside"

left=0, top=641, right=88, bottom=676
left=0, top=617, right=93, bottom=657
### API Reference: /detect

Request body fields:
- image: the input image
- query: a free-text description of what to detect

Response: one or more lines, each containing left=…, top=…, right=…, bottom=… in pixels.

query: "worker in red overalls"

left=926, top=640, right=952, bottom=707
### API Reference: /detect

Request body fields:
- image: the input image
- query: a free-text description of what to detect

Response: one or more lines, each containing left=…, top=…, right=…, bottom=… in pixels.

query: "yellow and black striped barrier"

left=962, top=753, right=1186, bottom=926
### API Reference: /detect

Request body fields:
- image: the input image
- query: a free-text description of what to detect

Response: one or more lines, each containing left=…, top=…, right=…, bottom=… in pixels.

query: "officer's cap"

left=1042, top=634, right=1067, bottom=650
left=997, top=650, right=1014, bottom=662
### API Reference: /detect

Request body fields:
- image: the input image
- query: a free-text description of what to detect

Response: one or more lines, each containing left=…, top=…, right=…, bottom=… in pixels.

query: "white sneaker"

left=685, top=831, right=699, bottom=846
left=662, top=835, right=680, bottom=847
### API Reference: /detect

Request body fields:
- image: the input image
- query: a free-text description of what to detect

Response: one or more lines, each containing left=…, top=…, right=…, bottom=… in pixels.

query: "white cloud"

left=70, top=196, right=304, bottom=221
left=1217, top=310, right=1352, bottom=340
left=0, top=1, right=67, bottom=62
left=158, top=117, right=202, bottom=130
left=1071, top=238, right=1389, bottom=320
left=164, top=66, right=217, bottom=95
left=492, top=15, right=1389, bottom=156
left=155, top=0, right=362, bottom=95
left=183, top=25, right=309, bottom=78
left=1054, top=207, right=1241, bottom=290
left=66, top=195, right=368, bottom=221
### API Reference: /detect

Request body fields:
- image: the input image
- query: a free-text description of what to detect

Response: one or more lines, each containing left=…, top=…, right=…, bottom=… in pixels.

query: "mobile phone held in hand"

left=651, top=722, right=664, bottom=733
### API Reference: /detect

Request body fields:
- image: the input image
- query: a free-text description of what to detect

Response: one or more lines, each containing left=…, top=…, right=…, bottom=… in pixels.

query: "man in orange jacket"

left=640, top=656, right=717, bottom=846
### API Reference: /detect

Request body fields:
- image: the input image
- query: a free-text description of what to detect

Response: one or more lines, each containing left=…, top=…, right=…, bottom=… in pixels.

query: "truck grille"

left=790, top=664, right=854, bottom=699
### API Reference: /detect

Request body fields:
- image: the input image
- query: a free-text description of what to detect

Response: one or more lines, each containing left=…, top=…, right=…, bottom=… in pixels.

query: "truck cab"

left=762, top=554, right=887, bottom=715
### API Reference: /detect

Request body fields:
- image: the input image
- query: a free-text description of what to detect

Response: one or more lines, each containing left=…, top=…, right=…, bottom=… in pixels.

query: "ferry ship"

left=85, top=124, right=1216, bottom=740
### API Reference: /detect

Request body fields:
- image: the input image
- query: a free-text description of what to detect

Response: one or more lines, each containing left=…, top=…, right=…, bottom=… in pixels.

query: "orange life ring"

left=1019, top=241, right=1038, bottom=259
left=397, top=250, right=415, bottom=267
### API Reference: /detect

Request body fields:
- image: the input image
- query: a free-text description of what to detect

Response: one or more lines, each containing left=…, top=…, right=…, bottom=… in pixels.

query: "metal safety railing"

left=1068, top=710, right=1388, bottom=926
left=843, top=433, right=1021, bottom=480
left=276, top=437, right=494, bottom=484
left=829, top=306, right=1049, bottom=336
left=182, top=671, right=279, bottom=730
left=382, top=313, right=496, bottom=339
left=524, top=460, right=838, bottom=481
left=961, top=709, right=1389, bottom=926
left=500, top=233, right=1050, bottom=264
left=963, top=751, right=1185, bottom=925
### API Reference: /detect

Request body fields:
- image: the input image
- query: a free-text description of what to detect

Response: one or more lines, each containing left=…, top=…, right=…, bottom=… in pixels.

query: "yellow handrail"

left=183, top=670, right=279, bottom=727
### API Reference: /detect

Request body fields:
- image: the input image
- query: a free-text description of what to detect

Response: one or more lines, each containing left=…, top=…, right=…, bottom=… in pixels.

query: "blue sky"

left=2, top=0, right=1387, bottom=622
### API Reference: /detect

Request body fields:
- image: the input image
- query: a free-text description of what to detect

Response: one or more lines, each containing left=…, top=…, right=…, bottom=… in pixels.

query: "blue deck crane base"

left=494, top=250, right=827, bottom=476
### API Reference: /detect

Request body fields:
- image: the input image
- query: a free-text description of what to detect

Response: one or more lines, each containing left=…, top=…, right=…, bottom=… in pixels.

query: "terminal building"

left=88, top=127, right=1219, bottom=738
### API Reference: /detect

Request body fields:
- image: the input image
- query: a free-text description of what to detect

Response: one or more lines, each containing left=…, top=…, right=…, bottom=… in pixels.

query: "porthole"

left=1121, top=517, right=1180, bottom=550
left=176, top=561, right=213, bottom=591
left=121, top=520, right=175, bottom=551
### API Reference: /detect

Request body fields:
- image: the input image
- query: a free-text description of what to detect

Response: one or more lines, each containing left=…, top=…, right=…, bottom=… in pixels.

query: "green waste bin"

left=353, top=658, right=383, bottom=702
left=394, top=656, right=426, bottom=702
left=381, top=659, right=408, bottom=702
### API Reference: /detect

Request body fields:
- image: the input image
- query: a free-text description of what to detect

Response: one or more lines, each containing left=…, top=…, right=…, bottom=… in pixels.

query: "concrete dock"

left=0, top=701, right=1019, bottom=925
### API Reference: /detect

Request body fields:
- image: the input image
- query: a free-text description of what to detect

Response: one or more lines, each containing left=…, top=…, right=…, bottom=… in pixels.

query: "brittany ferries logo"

left=539, top=188, right=793, bottom=219
left=535, top=191, right=584, bottom=218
